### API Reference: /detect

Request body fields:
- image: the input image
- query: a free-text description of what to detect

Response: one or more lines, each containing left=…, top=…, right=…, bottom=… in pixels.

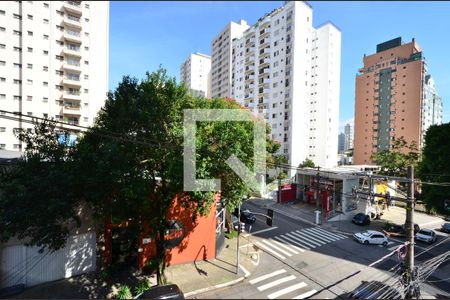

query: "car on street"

left=233, top=208, right=256, bottom=224
left=347, top=280, right=403, bottom=299
left=354, top=230, right=388, bottom=246
left=383, top=223, right=420, bottom=237
left=415, top=228, right=437, bottom=244
left=441, top=223, right=450, bottom=233
left=139, top=284, right=185, bottom=299
left=352, top=213, right=371, bottom=226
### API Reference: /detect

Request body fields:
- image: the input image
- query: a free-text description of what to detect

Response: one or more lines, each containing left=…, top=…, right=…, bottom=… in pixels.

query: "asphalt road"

left=192, top=202, right=450, bottom=299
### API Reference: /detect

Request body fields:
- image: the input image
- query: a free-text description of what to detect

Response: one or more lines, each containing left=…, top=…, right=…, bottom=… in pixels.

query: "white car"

left=354, top=230, right=388, bottom=246
left=415, top=229, right=437, bottom=244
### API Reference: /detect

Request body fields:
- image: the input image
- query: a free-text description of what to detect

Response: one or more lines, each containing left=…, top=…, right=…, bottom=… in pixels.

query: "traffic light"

left=266, top=209, right=273, bottom=226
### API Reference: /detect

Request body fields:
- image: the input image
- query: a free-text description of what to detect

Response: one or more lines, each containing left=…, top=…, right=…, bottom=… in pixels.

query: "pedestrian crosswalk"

left=254, top=227, right=347, bottom=260
left=249, top=269, right=317, bottom=299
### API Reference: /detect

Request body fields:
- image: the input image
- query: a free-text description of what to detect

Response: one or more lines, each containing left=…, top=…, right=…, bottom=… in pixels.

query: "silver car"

left=415, top=229, right=437, bottom=244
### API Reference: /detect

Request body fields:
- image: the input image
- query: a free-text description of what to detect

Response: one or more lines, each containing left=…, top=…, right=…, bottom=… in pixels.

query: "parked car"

left=383, top=223, right=420, bottom=237
left=441, top=223, right=450, bottom=233
left=234, top=208, right=256, bottom=224
left=352, top=213, right=371, bottom=226
left=415, top=228, right=437, bottom=244
left=347, top=280, right=403, bottom=299
left=140, top=284, right=185, bottom=299
left=383, top=223, right=406, bottom=237
left=354, top=230, right=388, bottom=246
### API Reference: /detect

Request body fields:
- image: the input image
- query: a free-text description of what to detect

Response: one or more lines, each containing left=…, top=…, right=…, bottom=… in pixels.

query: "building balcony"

left=244, top=95, right=254, bottom=101
left=259, top=47, right=270, bottom=56
left=245, top=84, right=255, bottom=90
left=63, top=30, right=82, bottom=43
left=259, top=39, right=270, bottom=49
left=63, top=1, right=83, bottom=15
left=258, top=68, right=269, bottom=77
left=245, top=74, right=255, bottom=81
left=259, top=28, right=271, bottom=38
left=62, top=105, right=81, bottom=116
left=62, top=62, right=82, bottom=72
left=62, top=16, right=82, bottom=29
left=259, top=58, right=270, bottom=66
left=258, top=88, right=270, bottom=95
left=62, top=77, right=82, bottom=87
left=63, top=92, right=81, bottom=101
left=62, top=47, right=82, bottom=58
left=245, top=57, right=255, bottom=65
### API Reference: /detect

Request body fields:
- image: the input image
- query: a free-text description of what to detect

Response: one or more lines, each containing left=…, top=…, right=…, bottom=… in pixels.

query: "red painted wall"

left=138, top=194, right=218, bottom=268
left=279, top=184, right=297, bottom=203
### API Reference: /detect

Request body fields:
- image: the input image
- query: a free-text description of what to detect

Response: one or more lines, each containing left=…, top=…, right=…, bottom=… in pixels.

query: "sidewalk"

left=162, top=237, right=257, bottom=298
left=11, top=237, right=258, bottom=299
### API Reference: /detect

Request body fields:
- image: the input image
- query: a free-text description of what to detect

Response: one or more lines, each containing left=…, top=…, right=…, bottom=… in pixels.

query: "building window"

left=14, top=79, right=22, bottom=84
left=13, top=63, right=22, bottom=68
left=43, top=3, right=49, bottom=8
left=0, top=10, right=5, bottom=15
left=0, top=27, right=5, bottom=32
left=27, top=63, right=33, bottom=69
left=0, top=61, right=5, bottom=66
left=27, top=47, right=33, bottom=52
left=27, top=96, right=32, bottom=101
left=43, top=97, right=48, bottom=102
left=13, top=30, right=22, bottom=36
left=43, top=66, right=48, bottom=71
left=0, top=44, right=5, bottom=49
left=27, top=14, right=33, bottom=20
left=43, top=81, right=48, bottom=87
left=0, top=94, right=5, bottom=99
left=43, top=50, right=49, bottom=55
left=27, top=79, right=33, bottom=85
left=43, top=34, right=49, bottom=39
left=13, top=95, right=22, bottom=100
left=27, top=31, right=33, bottom=36
left=0, top=77, right=5, bottom=82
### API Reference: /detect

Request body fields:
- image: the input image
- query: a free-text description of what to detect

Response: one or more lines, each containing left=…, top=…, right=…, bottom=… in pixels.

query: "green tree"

left=0, top=68, right=279, bottom=284
left=298, top=158, right=315, bottom=168
left=371, top=136, right=420, bottom=177
left=418, top=123, right=450, bottom=214
left=0, top=120, right=81, bottom=252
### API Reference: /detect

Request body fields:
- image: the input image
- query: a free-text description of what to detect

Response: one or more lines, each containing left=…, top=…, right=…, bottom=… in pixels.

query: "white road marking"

left=292, top=289, right=317, bottom=299
left=292, top=231, right=325, bottom=246
left=239, top=264, right=250, bottom=277
left=267, top=282, right=307, bottom=299
left=271, top=238, right=300, bottom=254
left=261, top=239, right=293, bottom=257
left=275, top=235, right=309, bottom=251
left=388, top=245, right=399, bottom=251
left=257, top=275, right=296, bottom=291
left=249, top=269, right=286, bottom=285
left=242, top=226, right=278, bottom=237
left=255, top=241, right=286, bottom=260
left=302, top=228, right=336, bottom=243
left=310, top=227, right=346, bottom=240
left=285, top=232, right=317, bottom=249
left=388, top=241, right=395, bottom=245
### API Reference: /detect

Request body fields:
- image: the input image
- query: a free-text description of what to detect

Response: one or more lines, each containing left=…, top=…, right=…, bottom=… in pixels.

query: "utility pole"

left=236, top=203, right=241, bottom=275
left=277, top=166, right=281, bottom=204
left=405, top=165, right=417, bottom=298
left=316, top=167, right=320, bottom=209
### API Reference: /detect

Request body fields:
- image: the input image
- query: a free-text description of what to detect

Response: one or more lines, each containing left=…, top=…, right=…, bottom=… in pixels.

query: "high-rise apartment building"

left=338, top=132, right=345, bottom=153
left=180, top=53, right=211, bottom=98
left=344, top=123, right=353, bottom=151
left=229, top=1, right=341, bottom=169
left=211, top=20, right=248, bottom=99
left=0, top=1, right=109, bottom=151
left=353, top=37, right=443, bottom=164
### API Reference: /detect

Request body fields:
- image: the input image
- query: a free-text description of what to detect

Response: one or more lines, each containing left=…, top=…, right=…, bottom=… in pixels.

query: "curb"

left=184, top=276, right=245, bottom=298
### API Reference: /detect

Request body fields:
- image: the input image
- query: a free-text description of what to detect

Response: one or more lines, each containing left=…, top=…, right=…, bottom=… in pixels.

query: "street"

left=192, top=202, right=450, bottom=299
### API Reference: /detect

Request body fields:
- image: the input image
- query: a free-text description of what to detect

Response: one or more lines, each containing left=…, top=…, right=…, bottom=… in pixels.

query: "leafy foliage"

left=134, top=279, right=151, bottom=296
left=298, top=158, right=315, bottom=168
left=371, top=136, right=420, bottom=177
left=418, top=123, right=450, bottom=214
left=0, top=120, right=81, bottom=252
left=116, top=285, right=132, bottom=299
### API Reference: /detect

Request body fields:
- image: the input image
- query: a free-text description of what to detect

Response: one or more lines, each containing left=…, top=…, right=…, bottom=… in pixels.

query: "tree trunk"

left=225, top=210, right=234, bottom=233
left=155, top=228, right=167, bottom=285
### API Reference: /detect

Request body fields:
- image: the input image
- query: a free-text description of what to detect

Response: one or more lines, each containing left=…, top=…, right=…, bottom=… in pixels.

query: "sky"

left=109, top=1, right=450, bottom=133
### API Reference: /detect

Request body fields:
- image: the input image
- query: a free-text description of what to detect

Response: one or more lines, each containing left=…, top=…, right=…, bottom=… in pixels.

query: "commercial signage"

left=164, top=220, right=185, bottom=249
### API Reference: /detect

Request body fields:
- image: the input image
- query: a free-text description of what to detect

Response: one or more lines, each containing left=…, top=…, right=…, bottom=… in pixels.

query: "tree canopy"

left=371, top=136, right=420, bottom=177
left=0, top=68, right=279, bottom=282
left=298, top=158, right=315, bottom=168
left=418, top=123, right=450, bottom=214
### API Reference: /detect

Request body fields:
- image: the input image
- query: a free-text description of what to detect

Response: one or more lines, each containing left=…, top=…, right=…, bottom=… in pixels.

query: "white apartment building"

left=180, top=52, right=211, bottom=98
left=211, top=19, right=249, bottom=98
left=0, top=1, right=109, bottom=151
left=230, top=1, right=341, bottom=170
left=344, top=123, right=353, bottom=151
left=422, top=74, right=443, bottom=146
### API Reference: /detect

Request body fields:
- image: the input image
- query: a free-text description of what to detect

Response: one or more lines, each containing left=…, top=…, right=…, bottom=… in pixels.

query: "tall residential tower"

left=180, top=53, right=211, bottom=98
left=229, top=1, right=341, bottom=169
left=353, top=37, right=443, bottom=164
left=0, top=1, right=109, bottom=151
